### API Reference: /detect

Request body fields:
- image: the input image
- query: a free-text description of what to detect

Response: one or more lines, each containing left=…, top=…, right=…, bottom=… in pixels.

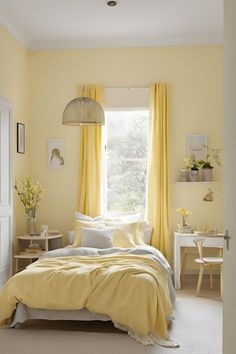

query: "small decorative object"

left=16, top=123, right=25, bottom=154
left=187, top=135, right=207, bottom=160
left=199, top=145, right=221, bottom=181
left=48, top=138, right=65, bottom=169
left=14, top=177, right=45, bottom=235
left=179, top=168, right=189, bottom=182
left=176, top=207, right=192, bottom=233
left=184, top=155, right=200, bottom=182
left=203, top=188, right=214, bottom=202
left=189, top=169, right=199, bottom=182
left=41, top=224, right=49, bottom=237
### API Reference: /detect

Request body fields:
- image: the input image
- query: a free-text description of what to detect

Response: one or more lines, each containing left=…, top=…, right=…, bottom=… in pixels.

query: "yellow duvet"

left=0, top=253, right=172, bottom=342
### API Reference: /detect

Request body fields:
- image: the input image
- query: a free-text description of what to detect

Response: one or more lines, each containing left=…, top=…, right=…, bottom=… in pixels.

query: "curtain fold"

left=147, top=83, right=170, bottom=261
left=77, top=85, right=103, bottom=217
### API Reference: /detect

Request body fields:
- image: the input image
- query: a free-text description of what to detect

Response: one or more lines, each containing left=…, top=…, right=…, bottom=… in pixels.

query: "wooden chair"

left=193, top=238, right=223, bottom=297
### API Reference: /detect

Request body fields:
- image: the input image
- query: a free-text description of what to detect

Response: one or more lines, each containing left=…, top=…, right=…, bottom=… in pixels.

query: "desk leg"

left=220, top=264, right=223, bottom=299
left=174, top=240, right=181, bottom=289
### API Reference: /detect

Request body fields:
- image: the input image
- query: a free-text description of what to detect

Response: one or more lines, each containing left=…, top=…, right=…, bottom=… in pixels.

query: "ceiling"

left=0, top=0, right=223, bottom=50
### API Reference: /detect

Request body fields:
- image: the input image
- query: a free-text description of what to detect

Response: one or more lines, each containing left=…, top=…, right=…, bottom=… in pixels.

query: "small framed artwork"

left=187, top=134, right=207, bottom=160
left=17, top=123, right=25, bottom=154
left=48, top=138, right=65, bottom=169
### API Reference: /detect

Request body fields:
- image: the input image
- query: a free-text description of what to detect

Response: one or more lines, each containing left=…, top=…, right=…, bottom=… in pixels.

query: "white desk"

left=173, top=232, right=224, bottom=289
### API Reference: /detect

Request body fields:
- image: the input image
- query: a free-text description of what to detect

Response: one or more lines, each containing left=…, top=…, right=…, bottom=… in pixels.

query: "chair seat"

left=195, top=257, right=223, bottom=264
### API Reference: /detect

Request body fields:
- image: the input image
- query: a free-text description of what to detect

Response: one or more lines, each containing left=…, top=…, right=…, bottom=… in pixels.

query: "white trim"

left=0, top=15, right=29, bottom=48
left=0, top=95, right=13, bottom=282
left=0, top=17, right=223, bottom=51
left=29, top=35, right=223, bottom=51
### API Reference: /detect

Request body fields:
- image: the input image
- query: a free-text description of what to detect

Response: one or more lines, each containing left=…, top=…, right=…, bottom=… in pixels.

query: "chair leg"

left=220, top=264, right=223, bottom=299
left=209, top=266, right=213, bottom=289
left=181, top=252, right=188, bottom=289
left=196, top=264, right=204, bottom=296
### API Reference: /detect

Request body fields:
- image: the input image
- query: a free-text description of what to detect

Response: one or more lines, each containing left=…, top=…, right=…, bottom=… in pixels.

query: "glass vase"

left=27, top=209, right=37, bottom=235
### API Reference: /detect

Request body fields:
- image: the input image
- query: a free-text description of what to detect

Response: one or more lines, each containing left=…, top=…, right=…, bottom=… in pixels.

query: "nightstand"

left=14, top=233, right=63, bottom=273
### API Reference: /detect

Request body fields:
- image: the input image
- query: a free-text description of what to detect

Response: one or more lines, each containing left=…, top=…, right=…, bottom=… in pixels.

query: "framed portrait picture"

left=187, top=134, right=207, bottom=160
left=17, top=123, right=25, bottom=154
left=48, top=138, right=65, bottom=169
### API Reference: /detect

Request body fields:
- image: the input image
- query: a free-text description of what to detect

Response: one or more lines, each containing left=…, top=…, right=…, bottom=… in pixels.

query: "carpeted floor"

left=0, top=277, right=222, bottom=354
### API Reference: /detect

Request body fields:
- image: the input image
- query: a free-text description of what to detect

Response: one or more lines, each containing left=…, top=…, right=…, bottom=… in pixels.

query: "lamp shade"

left=62, top=97, right=105, bottom=125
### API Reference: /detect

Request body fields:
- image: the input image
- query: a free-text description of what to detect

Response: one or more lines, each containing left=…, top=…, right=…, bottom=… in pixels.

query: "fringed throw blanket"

left=0, top=253, right=176, bottom=346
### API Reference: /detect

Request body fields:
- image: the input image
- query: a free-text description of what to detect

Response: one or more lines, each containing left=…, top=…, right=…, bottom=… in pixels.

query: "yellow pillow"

left=112, top=228, right=136, bottom=248
left=105, top=221, right=138, bottom=248
left=72, top=219, right=105, bottom=247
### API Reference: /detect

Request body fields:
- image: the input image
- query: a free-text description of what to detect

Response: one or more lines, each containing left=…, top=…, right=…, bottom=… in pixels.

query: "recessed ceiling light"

left=107, top=1, right=117, bottom=6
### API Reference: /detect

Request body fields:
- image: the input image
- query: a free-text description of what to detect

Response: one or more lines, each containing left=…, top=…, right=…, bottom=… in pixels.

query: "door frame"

left=0, top=95, right=13, bottom=286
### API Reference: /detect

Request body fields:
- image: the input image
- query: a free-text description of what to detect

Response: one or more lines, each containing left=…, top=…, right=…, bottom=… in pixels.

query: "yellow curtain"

left=77, top=85, right=103, bottom=217
left=147, top=83, right=170, bottom=261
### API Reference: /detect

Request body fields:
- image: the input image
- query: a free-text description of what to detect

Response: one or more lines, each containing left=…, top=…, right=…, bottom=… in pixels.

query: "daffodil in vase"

left=14, top=177, right=45, bottom=235
left=176, top=207, right=192, bottom=233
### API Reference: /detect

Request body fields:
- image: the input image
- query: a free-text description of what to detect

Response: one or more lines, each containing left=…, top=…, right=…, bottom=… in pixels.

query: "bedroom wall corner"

left=0, top=26, right=30, bottom=249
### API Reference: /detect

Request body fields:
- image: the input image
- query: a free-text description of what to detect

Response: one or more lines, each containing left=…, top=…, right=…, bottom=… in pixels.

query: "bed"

left=0, top=219, right=178, bottom=347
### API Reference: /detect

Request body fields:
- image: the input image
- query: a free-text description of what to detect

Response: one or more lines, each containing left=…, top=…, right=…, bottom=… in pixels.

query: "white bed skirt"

left=11, top=303, right=110, bottom=327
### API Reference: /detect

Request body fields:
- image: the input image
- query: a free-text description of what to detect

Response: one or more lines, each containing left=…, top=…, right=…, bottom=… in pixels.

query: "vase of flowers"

left=27, top=208, right=37, bottom=236
left=14, top=177, right=45, bottom=235
left=176, top=207, right=192, bottom=233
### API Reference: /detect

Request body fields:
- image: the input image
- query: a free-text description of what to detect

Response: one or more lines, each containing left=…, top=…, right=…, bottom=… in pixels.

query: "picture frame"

left=48, top=138, right=65, bottom=169
left=187, top=134, right=207, bottom=160
left=17, top=123, right=25, bottom=154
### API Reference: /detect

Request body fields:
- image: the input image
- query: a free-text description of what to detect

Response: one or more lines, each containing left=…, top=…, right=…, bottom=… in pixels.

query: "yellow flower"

left=14, top=176, right=45, bottom=215
left=176, top=207, right=192, bottom=227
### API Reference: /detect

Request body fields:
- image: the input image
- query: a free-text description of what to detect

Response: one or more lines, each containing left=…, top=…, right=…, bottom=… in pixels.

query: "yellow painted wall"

left=0, top=26, right=30, bottom=246
left=0, top=24, right=223, bottom=269
left=28, top=46, right=223, bottom=269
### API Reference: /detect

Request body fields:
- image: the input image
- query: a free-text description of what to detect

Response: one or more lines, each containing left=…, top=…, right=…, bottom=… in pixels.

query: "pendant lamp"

left=62, top=97, right=105, bottom=126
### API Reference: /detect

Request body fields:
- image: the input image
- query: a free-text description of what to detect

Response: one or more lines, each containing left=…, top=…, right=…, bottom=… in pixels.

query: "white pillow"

left=74, top=211, right=104, bottom=222
left=144, top=223, right=152, bottom=244
left=105, top=212, right=144, bottom=223
left=80, top=227, right=115, bottom=249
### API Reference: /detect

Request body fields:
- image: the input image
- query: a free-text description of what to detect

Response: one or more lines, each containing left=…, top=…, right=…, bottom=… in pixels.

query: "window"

left=104, top=110, right=149, bottom=213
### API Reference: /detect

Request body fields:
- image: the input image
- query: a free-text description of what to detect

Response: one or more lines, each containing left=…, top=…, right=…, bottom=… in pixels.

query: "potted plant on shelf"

left=184, top=155, right=200, bottom=182
left=199, top=146, right=221, bottom=181
left=176, top=207, right=192, bottom=233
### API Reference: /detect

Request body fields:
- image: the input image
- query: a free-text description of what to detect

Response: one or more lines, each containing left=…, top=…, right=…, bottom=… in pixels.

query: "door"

left=224, top=1, right=236, bottom=353
left=0, top=96, right=13, bottom=287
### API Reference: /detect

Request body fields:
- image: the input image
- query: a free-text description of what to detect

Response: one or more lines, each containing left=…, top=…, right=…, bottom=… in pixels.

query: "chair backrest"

left=193, top=238, right=205, bottom=259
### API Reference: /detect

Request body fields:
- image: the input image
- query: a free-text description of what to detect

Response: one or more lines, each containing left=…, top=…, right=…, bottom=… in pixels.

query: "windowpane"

left=105, top=110, right=149, bottom=212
